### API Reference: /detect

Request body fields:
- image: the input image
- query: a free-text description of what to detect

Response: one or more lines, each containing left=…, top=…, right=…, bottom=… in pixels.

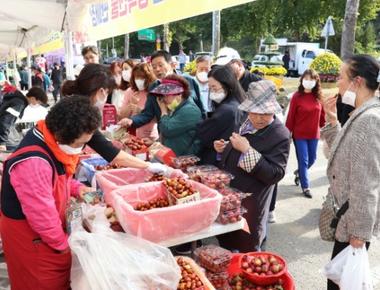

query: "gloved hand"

left=147, top=162, right=169, bottom=174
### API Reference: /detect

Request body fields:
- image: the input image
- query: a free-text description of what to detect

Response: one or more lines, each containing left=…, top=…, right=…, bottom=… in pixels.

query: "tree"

left=341, top=0, right=361, bottom=59
left=163, top=23, right=171, bottom=51
left=124, top=33, right=130, bottom=58
left=97, top=0, right=380, bottom=59
left=355, top=22, right=377, bottom=54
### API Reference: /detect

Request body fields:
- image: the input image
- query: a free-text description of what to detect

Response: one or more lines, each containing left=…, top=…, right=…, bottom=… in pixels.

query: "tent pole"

left=27, top=49, right=32, bottom=89
left=64, top=28, right=74, bottom=80
left=5, top=59, right=9, bottom=82
left=13, top=49, right=20, bottom=89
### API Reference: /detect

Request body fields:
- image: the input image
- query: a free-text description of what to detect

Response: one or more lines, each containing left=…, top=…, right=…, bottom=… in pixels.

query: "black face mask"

left=336, top=94, right=355, bottom=126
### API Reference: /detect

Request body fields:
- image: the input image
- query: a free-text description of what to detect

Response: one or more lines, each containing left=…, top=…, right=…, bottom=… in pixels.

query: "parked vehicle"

left=251, top=53, right=284, bottom=67
left=280, top=42, right=327, bottom=76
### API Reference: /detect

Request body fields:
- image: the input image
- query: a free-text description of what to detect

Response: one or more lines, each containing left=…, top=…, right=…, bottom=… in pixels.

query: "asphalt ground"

left=266, top=142, right=380, bottom=290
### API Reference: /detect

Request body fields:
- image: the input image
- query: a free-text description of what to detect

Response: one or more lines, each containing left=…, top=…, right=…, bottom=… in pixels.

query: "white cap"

left=213, top=47, right=241, bottom=66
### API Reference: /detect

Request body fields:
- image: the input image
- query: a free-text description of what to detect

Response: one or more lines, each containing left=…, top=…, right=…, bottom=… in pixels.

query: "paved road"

left=267, top=143, right=380, bottom=289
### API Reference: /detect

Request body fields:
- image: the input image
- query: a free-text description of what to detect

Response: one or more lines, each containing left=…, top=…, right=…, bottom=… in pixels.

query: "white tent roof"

left=0, top=0, right=67, bottom=59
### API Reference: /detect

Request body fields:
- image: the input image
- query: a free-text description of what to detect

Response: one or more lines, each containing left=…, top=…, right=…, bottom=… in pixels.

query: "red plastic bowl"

left=238, top=252, right=288, bottom=286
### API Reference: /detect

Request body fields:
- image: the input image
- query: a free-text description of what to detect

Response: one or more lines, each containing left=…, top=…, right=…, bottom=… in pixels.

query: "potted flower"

left=310, top=52, right=342, bottom=88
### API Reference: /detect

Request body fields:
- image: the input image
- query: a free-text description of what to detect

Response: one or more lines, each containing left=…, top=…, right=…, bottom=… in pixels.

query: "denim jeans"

left=294, top=139, right=319, bottom=189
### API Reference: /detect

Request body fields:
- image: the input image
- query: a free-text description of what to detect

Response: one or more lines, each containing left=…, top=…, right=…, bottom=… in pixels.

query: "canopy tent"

left=0, top=0, right=256, bottom=80
left=0, top=0, right=66, bottom=49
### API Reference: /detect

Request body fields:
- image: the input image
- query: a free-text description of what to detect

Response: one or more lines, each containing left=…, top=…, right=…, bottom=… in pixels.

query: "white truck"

left=281, top=42, right=326, bottom=76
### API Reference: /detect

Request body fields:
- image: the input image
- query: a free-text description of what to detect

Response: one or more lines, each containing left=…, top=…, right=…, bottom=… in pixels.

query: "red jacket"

left=286, top=91, right=325, bottom=139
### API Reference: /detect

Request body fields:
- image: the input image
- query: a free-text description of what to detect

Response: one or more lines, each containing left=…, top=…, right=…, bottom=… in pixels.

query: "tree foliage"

left=221, top=0, right=380, bottom=58
left=100, top=0, right=380, bottom=59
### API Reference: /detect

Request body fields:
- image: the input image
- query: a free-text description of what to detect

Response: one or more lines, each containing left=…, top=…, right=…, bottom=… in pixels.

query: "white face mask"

left=302, top=80, right=316, bottom=90
left=58, top=144, right=83, bottom=155
left=342, top=87, right=357, bottom=107
left=122, top=70, right=131, bottom=82
left=196, top=72, right=209, bottom=83
left=135, top=79, right=146, bottom=91
left=114, top=74, right=122, bottom=85
left=210, top=91, right=226, bottom=104
left=95, top=90, right=107, bottom=110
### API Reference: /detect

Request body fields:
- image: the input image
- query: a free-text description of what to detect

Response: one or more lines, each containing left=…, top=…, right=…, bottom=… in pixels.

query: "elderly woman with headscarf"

left=214, top=80, right=291, bottom=252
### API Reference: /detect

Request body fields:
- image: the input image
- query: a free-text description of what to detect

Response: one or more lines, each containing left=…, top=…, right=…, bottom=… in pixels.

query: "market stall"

left=66, top=127, right=295, bottom=290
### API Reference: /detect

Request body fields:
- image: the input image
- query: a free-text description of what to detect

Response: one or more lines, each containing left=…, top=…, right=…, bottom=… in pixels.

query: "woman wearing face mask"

left=119, top=63, right=159, bottom=141
left=120, top=59, right=135, bottom=91
left=109, top=61, right=125, bottom=112
left=61, top=63, right=166, bottom=172
left=197, top=65, right=246, bottom=165
left=214, top=80, right=290, bottom=252
left=285, top=69, right=325, bottom=198
left=0, top=97, right=100, bottom=290
left=322, top=55, right=380, bottom=290
left=153, top=74, right=202, bottom=156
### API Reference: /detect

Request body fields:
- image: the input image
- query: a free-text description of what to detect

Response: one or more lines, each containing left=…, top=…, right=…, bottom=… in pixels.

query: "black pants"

left=20, top=82, right=28, bottom=90
left=327, top=240, right=370, bottom=290
left=52, top=83, right=61, bottom=102
left=217, top=186, right=274, bottom=252
left=269, top=183, right=278, bottom=212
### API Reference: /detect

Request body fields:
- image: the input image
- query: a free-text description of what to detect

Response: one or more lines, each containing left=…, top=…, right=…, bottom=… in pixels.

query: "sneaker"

left=174, top=243, right=192, bottom=255
left=294, top=169, right=300, bottom=186
left=268, top=211, right=276, bottom=223
left=303, top=189, right=312, bottom=199
left=174, top=240, right=202, bottom=255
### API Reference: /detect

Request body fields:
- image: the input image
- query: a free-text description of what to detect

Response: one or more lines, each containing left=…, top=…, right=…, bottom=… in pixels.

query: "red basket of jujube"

left=239, top=252, right=287, bottom=286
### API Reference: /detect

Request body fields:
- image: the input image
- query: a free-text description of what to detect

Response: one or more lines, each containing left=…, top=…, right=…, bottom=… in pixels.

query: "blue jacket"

left=43, top=74, right=51, bottom=92
left=131, top=74, right=204, bottom=128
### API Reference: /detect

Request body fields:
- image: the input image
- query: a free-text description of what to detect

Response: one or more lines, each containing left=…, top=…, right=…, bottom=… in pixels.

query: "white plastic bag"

left=323, top=245, right=373, bottom=290
left=69, top=205, right=181, bottom=290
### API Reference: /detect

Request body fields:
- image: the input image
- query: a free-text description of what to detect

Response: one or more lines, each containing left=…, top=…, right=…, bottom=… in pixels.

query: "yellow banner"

left=76, top=0, right=255, bottom=42
left=32, top=38, right=64, bottom=55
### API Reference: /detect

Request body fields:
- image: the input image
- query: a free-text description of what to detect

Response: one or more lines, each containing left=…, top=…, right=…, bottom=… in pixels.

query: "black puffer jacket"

left=0, top=90, right=28, bottom=146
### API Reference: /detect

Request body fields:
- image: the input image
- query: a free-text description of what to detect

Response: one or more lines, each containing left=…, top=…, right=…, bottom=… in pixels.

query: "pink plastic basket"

left=96, top=168, right=187, bottom=205
left=110, top=180, right=222, bottom=243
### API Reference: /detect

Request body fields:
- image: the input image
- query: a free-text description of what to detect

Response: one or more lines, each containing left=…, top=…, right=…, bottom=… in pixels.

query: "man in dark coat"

left=282, top=51, right=290, bottom=72
left=51, top=63, right=63, bottom=103
left=0, top=87, right=28, bottom=151
left=229, top=59, right=262, bottom=92
left=214, top=47, right=262, bottom=92
left=214, top=80, right=291, bottom=252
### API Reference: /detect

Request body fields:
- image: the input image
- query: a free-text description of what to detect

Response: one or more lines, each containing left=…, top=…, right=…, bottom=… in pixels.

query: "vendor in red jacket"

left=286, top=69, right=325, bottom=198
left=0, top=97, right=100, bottom=290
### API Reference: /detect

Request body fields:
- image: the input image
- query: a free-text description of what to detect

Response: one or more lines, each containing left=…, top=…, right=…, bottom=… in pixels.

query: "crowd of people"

left=0, top=44, right=379, bottom=290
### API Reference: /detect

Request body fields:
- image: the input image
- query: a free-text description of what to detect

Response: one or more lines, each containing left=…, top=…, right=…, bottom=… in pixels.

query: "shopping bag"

left=323, top=245, right=373, bottom=290
left=69, top=205, right=181, bottom=290
left=323, top=245, right=350, bottom=285
left=340, top=245, right=373, bottom=290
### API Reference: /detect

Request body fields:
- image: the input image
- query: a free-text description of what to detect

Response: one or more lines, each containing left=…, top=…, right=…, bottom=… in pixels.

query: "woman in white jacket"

left=16, top=87, right=48, bottom=134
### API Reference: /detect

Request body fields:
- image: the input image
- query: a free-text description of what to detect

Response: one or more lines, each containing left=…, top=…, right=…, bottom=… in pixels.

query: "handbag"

left=319, top=191, right=349, bottom=242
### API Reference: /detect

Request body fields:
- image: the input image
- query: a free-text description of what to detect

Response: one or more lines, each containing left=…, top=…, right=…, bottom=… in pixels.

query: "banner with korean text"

left=71, top=0, right=255, bottom=42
